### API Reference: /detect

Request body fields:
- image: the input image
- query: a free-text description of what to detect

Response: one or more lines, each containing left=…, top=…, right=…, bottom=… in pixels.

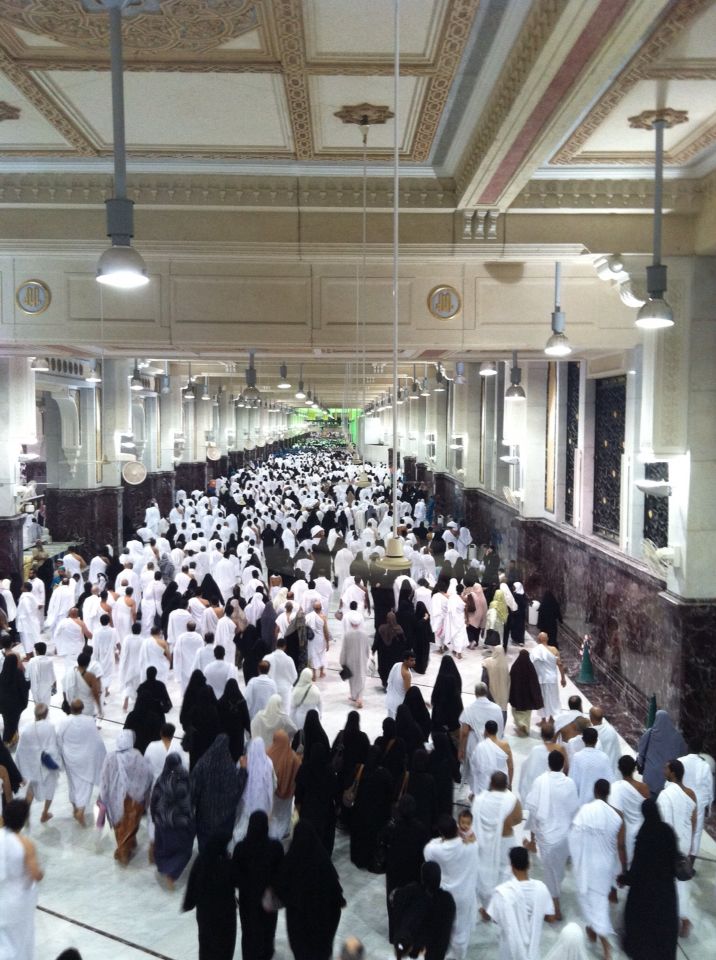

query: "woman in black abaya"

left=407, top=748, right=438, bottom=835
left=404, top=686, right=431, bottom=742
left=182, top=834, right=236, bottom=960
left=294, top=741, right=339, bottom=855
left=233, top=810, right=284, bottom=960
left=276, top=819, right=345, bottom=960
left=373, top=613, right=406, bottom=690
left=217, top=678, right=251, bottom=762
left=411, top=600, right=433, bottom=674
left=349, top=746, right=394, bottom=870
left=428, top=731, right=460, bottom=820
left=430, top=655, right=463, bottom=746
left=395, top=703, right=425, bottom=763
left=384, top=794, right=430, bottom=941
left=621, top=799, right=679, bottom=960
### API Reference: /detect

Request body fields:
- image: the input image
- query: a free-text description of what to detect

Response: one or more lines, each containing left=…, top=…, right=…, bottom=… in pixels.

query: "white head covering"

left=243, top=736, right=275, bottom=817
left=543, top=923, right=589, bottom=960
left=513, top=582, right=525, bottom=595
left=100, top=730, right=152, bottom=826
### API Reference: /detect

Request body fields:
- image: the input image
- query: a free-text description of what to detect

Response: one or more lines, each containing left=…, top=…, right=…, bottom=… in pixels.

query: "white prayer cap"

left=311, top=525, right=324, bottom=536
left=0, top=579, right=9, bottom=589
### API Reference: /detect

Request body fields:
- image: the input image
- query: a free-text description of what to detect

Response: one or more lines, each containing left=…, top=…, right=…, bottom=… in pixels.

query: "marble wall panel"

left=45, top=487, right=123, bottom=552
left=0, top=514, right=26, bottom=583
left=174, top=461, right=208, bottom=497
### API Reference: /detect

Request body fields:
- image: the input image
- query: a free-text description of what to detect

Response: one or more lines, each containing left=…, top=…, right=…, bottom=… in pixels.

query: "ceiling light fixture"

left=479, top=361, right=497, bottom=377
left=505, top=351, right=526, bottom=400
left=544, top=261, right=573, bottom=356
left=433, top=365, right=446, bottom=393
left=130, top=360, right=143, bottom=391
left=277, top=362, right=291, bottom=389
left=96, top=2, right=148, bottom=290
left=86, top=360, right=102, bottom=384
left=242, top=350, right=261, bottom=401
left=200, top=376, right=211, bottom=401
left=629, top=108, right=687, bottom=329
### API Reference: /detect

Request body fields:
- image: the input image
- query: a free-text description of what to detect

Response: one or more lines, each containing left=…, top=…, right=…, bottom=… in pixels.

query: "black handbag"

left=60, top=694, right=71, bottom=715
left=41, top=751, right=60, bottom=770
left=675, top=853, right=695, bottom=881
left=339, top=664, right=353, bottom=681
left=484, top=628, right=501, bottom=646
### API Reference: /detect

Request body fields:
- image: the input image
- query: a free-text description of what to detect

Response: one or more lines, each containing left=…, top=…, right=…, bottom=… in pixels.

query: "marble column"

left=0, top=358, right=37, bottom=579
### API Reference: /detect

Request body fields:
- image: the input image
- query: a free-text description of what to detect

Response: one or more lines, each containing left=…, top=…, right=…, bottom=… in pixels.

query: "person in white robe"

left=470, top=720, right=512, bottom=796
left=339, top=601, right=371, bottom=707
left=167, top=605, right=194, bottom=650
left=90, top=615, right=118, bottom=698
left=44, top=579, right=75, bottom=635
left=140, top=574, right=165, bottom=637
left=15, top=704, right=61, bottom=822
left=424, top=815, right=479, bottom=960
left=590, top=707, right=622, bottom=775
left=443, top=589, right=468, bottom=657
left=430, top=590, right=449, bottom=650
left=203, top=646, right=239, bottom=699
left=54, top=610, right=90, bottom=685
left=213, top=553, right=236, bottom=603
left=0, top=799, right=43, bottom=960
left=264, top=639, right=298, bottom=714
left=81, top=587, right=103, bottom=637
left=657, top=759, right=697, bottom=935
left=459, top=682, right=504, bottom=784
left=213, top=610, right=238, bottom=667
left=88, top=552, right=109, bottom=586
left=112, top=589, right=136, bottom=643
left=29, top=571, right=45, bottom=619
left=57, top=701, right=107, bottom=825
left=15, top=585, right=41, bottom=655
left=472, top=773, right=522, bottom=911
left=290, top=666, right=322, bottom=730
left=138, top=628, right=171, bottom=685
left=118, top=623, right=145, bottom=711
left=530, top=633, right=565, bottom=720
left=524, top=751, right=580, bottom=918
left=26, top=643, right=55, bottom=707
left=487, top=845, right=554, bottom=960
left=568, top=780, right=626, bottom=957
left=173, top=623, right=204, bottom=693
left=385, top=652, right=415, bottom=720
left=569, top=728, right=615, bottom=805
left=608, top=755, right=649, bottom=867
left=678, top=738, right=714, bottom=857
left=245, top=665, right=278, bottom=719
left=306, top=602, right=330, bottom=678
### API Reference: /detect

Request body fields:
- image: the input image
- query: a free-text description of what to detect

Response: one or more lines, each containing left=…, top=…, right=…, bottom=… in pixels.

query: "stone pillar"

left=463, top=363, right=483, bottom=487
left=101, top=358, right=133, bottom=487
left=0, top=358, right=36, bottom=579
left=45, top=486, right=123, bottom=551
left=159, top=364, right=184, bottom=470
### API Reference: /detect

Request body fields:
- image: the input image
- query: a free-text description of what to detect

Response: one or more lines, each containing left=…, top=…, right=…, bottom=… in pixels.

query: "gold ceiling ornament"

left=0, top=0, right=259, bottom=56
left=334, top=103, right=395, bottom=127
left=0, top=101, right=20, bottom=121
left=627, top=108, right=689, bottom=130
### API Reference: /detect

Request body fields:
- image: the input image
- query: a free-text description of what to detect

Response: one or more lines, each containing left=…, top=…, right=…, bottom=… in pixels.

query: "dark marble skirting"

left=174, top=461, right=208, bottom=496
left=433, top=477, right=716, bottom=754
left=122, top=471, right=174, bottom=531
left=45, top=487, right=124, bottom=553
left=0, top=514, right=26, bottom=582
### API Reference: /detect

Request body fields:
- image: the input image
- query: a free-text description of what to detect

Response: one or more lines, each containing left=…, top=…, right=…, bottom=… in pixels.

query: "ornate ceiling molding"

left=0, top=42, right=98, bottom=155
left=0, top=100, right=20, bottom=121
left=454, top=0, right=567, bottom=197
left=512, top=176, right=706, bottom=213
left=0, top=0, right=261, bottom=56
left=410, top=0, right=479, bottom=163
left=0, top=172, right=456, bottom=210
left=550, top=0, right=713, bottom=166
left=271, top=0, right=313, bottom=161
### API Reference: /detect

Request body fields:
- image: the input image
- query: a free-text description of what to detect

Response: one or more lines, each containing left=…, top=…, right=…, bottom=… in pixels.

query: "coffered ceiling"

left=0, top=0, right=710, bottom=198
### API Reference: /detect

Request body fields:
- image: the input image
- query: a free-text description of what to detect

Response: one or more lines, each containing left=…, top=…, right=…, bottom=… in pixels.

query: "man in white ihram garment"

left=589, top=706, right=622, bottom=775
left=569, top=778, right=626, bottom=960
left=678, top=737, right=714, bottom=860
left=530, top=632, right=566, bottom=721
left=264, top=637, right=298, bottom=714
left=385, top=650, right=415, bottom=720
left=26, top=641, right=56, bottom=707
left=203, top=645, right=239, bottom=699
left=173, top=621, right=204, bottom=694
left=608, top=755, right=649, bottom=868
left=424, top=814, right=479, bottom=960
left=569, top=727, right=615, bottom=805
left=487, top=846, right=555, bottom=960
left=657, top=758, right=697, bottom=938
left=472, top=771, right=523, bottom=916
left=15, top=583, right=41, bottom=655
left=470, top=719, right=512, bottom=796
left=56, top=700, right=107, bottom=826
left=458, top=681, right=504, bottom=786
left=524, top=750, right=580, bottom=920
left=15, top=703, right=62, bottom=824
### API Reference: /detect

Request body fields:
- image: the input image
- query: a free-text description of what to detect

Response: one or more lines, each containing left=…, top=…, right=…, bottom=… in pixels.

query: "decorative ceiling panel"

left=0, top=71, right=68, bottom=147
left=303, top=0, right=446, bottom=62
left=36, top=69, right=294, bottom=151
left=311, top=75, right=422, bottom=154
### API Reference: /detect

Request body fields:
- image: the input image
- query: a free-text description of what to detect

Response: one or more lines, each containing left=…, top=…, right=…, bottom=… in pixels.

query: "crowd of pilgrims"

left=0, top=437, right=714, bottom=960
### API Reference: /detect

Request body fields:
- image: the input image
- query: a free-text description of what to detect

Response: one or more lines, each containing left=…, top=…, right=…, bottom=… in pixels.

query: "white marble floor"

left=16, top=594, right=716, bottom=960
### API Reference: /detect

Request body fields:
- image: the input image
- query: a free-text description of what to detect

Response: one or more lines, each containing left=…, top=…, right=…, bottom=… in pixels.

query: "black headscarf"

left=403, top=686, right=431, bottom=741
left=151, top=752, right=193, bottom=831
left=217, top=678, right=251, bottom=762
left=430, top=655, right=463, bottom=732
left=302, top=708, right=329, bottom=758
left=508, top=649, right=544, bottom=711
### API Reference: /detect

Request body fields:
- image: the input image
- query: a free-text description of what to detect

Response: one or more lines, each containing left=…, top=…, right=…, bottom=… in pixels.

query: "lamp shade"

left=375, top=536, right=412, bottom=571
left=97, top=244, right=149, bottom=289
left=636, top=296, right=674, bottom=330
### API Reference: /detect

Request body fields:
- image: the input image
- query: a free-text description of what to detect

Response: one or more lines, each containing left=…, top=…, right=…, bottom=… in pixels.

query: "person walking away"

left=182, top=834, right=237, bottom=960
left=487, top=846, right=555, bottom=960
left=0, top=800, right=44, bottom=960
left=233, top=810, right=284, bottom=960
